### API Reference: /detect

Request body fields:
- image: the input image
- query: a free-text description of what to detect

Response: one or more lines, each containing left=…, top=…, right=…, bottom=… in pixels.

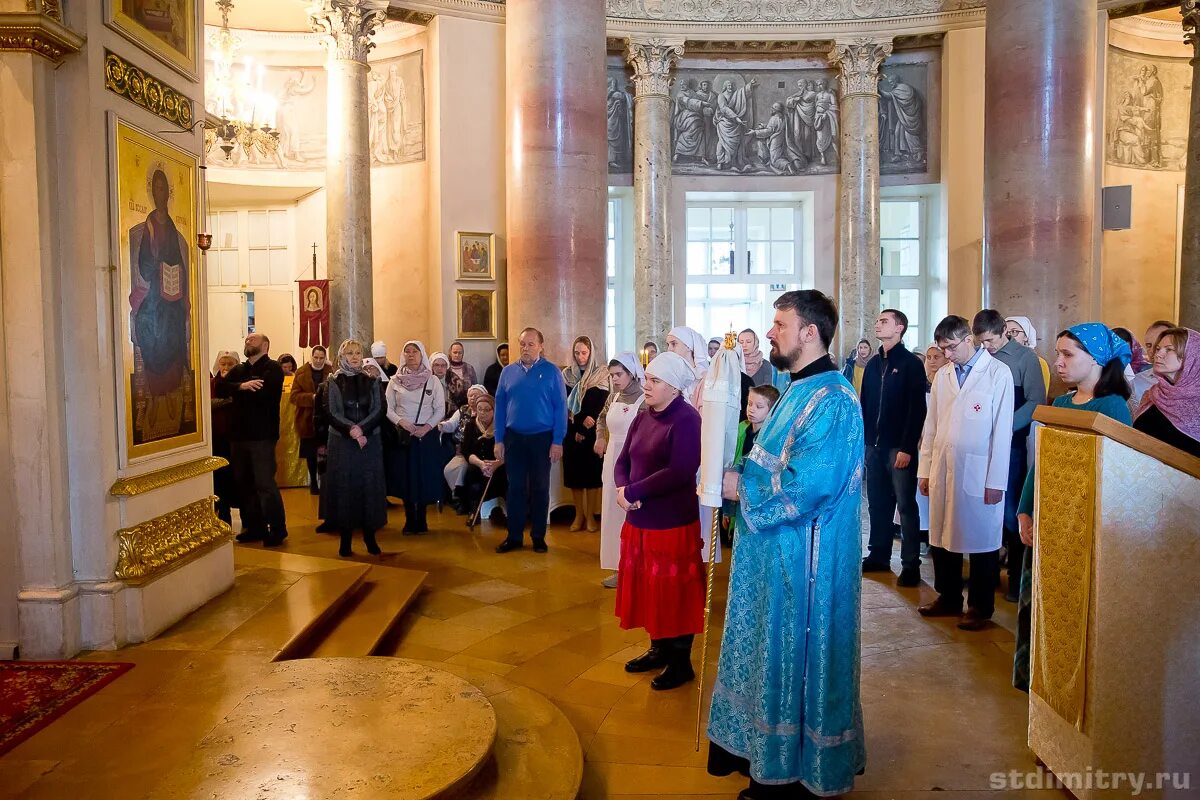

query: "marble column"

left=506, top=0, right=607, bottom=362
left=1181, top=1, right=1200, bottom=328
left=626, top=36, right=683, bottom=349
left=829, top=38, right=892, bottom=354
left=310, top=0, right=388, bottom=345
left=983, top=0, right=1095, bottom=350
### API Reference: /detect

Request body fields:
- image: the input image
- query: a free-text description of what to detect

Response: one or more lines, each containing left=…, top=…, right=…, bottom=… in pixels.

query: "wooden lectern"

left=1028, top=407, right=1200, bottom=799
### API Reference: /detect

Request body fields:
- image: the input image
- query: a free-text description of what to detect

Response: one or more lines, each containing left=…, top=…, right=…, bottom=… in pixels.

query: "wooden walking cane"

left=695, top=505, right=722, bottom=750
left=467, top=474, right=494, bottom=531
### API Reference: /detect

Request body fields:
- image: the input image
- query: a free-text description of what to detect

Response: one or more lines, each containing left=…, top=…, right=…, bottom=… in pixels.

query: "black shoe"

left=651, top=652, right=695, bottom=691
left=861, top=558, right=891, bottom=573
left=315, top=521, right=336, bottom=533
left=495, top=540, right=523, bottom=554
left=363, top=531, right=381, bottom=556
left=490, top=508, right=507, bottom=525
left=532, top=540, right=548, bottom=553
left=957, top=609, right=994, bottom=631
left=263, top=535, right=285, bottom=548
left=624, top=643, right=667, bottom=673
left=896, top=566, right=922, bottom=587
left=309, top=484, right=320, bottom=496
left=918, top=597, right=964, bottom=617
left=235, top=529, right=265, bottom=543
left=339, top=533, right=353, bottom=558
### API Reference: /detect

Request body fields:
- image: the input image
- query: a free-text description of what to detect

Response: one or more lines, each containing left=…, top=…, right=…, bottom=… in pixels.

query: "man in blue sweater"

left=494, top=327, right=568, bottom=553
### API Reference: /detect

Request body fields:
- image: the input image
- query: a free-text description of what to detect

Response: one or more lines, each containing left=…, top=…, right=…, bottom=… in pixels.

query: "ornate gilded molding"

left=0, top=10, right=84, bottom=64
left=829, top=37, right=893, bottom=98
left=387, top=7, right=435, bottom=25
left=309, top=0, right=390, bottom=64
left=608, top=0, right=982, bottom=21
left=626, top=36, right=684, bottom=98
left=678, top=39, right=833, bottom=55
left=115, top=497, right=232, bottom=584
left=109, top=456, right=228, bottom=497
left=104, top=50, right=195, bottom=131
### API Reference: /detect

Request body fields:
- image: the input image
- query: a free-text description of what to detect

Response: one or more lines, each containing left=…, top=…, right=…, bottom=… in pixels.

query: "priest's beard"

left=769, top=344, right=802, bottom=373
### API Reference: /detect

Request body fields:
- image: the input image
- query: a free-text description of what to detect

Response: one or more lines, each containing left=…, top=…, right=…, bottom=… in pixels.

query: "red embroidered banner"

left=298, top=279, right=330, bottom=348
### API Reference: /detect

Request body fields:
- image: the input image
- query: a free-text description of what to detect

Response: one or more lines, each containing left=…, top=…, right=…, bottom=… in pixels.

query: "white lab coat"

left=917, top=349, right=1014, bottom=554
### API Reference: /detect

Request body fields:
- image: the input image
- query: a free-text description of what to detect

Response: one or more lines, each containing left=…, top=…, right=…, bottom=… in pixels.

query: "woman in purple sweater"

left=614, top=352, right=705, bottom=691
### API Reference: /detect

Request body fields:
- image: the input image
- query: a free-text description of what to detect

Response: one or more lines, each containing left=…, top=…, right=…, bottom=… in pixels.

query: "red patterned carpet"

left=0, top=661, right=134, bottom=756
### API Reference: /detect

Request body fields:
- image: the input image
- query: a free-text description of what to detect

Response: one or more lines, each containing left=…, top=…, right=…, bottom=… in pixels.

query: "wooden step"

left=211, top=565, right=369, bottom=660
left=300, top=566, right=428, bottom=659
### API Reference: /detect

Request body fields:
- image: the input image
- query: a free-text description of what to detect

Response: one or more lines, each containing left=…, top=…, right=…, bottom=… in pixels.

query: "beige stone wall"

left=941, top=26, right=986, bottom=320
left=1102, top=27, right=1189, bottom=333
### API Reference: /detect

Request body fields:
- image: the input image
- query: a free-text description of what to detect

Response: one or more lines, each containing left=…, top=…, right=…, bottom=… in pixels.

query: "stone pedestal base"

left=122, top=542, right=235, bottom=643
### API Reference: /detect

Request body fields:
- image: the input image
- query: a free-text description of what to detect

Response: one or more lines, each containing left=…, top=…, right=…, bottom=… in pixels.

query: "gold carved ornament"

left=109, top=456, right=228, bottom=497
left=115, top=496, right=232, bottom=584
left=104, top=50, right=195, bottom=131
left=1030, top=428, right=1098, bottom=731
left=0, top=4, right=83, bottom=65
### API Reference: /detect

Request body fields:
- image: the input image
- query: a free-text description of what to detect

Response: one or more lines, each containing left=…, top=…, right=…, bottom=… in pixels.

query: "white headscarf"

left=370, top=340, right=388, bottom=358
left=612, top=351, right=646, bottom=383
left=646, top=351, right=696, bottom=393
left=390, top=340, right=432, bottom=391
left=668, top=325, right=711, bottom=376
left=1005, top=316, right=1038, bottom=349
left=429, top=351, right=450, bottom=370
left=361, top=357, right=387, bottom=381
left=211, top=350, right=239, bottom=376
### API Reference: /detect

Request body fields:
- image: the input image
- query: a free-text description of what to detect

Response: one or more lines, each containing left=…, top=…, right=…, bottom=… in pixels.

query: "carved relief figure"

left=715, top=78, right=758, bottom=171
left=1105, top=48, right=1187, bottom=172
left=878, top=72, right=925, bottom=166
left=607, top=77, right=633, bottom=168
left=277, top=70, right=316, bottom=163
left=672, top=78, right=715, bottom=165
left=814, top=79, right=840, bottom=167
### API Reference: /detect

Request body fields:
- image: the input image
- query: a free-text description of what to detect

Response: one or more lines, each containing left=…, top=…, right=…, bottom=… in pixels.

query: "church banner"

left=298, top=280, right=330, bottom=349
left=111, top=115, right=204, bottom=464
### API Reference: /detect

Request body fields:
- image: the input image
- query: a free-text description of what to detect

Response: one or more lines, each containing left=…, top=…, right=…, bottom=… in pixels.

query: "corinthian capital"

left=828, top=37, right=893, bottom=98
left=625, top=36, right=685, bottom=98
left=1185, top=0, right=1200, bottom=50
left=308, top=0, right=390, bottom=63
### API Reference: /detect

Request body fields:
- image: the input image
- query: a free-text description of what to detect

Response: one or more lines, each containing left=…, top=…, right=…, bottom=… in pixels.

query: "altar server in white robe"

left=917, top=315, right=1014, bottom=631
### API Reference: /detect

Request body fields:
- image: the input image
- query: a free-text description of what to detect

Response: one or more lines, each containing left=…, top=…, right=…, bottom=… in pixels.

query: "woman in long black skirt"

left=385, top=340, right=446, bottom=534
left=324, top=339, right=388, bottom=557
left=561, top=335, right=609, bottom=532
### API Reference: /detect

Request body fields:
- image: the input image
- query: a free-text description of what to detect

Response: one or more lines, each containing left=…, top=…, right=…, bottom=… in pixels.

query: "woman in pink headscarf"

left=1134, top=327, right=1200, bottom=458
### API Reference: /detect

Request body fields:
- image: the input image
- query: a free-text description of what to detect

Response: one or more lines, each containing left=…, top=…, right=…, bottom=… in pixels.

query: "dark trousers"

left=305, top=453, right=319, bottom=491
left=503, top=429, right=553, bottom=545
left=1002, top=439, right=1028, bottom=584
left=230, top=439, right=286, bottom=535
left=930, top=545, right=999, bottom=618
left=865, top=445, right=921, bottom=570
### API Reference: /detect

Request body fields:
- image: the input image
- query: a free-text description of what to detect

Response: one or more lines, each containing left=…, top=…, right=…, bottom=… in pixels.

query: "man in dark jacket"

left=217, top=332, right=288, bottom=546
left=859, top=309, right=927, bottom=586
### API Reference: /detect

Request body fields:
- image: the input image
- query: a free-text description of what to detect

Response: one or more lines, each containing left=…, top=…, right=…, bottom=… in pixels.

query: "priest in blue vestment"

left=707, top=289, right=867, bottom=800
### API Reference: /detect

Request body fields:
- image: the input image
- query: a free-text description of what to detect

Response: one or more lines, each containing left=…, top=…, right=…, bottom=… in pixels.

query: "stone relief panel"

left=604, top=0, right=984, bottom=22
left=606, top=59, right=932, bottom=178
left=204, top=50, right=425, bottom=169
left=1105, top=46, right=1189, bottom=172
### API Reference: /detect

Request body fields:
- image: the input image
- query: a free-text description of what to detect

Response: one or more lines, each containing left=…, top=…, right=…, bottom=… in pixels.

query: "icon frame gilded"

left=455, top=289, right=498, bottom=340
left=109, top=113, right=206, bottom=466
left=454, top=231, right=496, bottom=281
left=105, top=0, right=201, bottom=82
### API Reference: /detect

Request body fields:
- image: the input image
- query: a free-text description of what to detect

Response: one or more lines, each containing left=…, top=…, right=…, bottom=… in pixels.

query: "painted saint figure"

left=715, top=78, right=758, bottom=172
left=128, top=167, right=192, bottom=443
left=606, top=77, right=632, bottom=168
left=879, top=73, right=925, bottom=165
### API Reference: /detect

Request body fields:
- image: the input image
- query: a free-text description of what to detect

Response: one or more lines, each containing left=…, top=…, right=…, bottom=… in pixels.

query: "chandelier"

left=205, top=0, right=279, bottom=160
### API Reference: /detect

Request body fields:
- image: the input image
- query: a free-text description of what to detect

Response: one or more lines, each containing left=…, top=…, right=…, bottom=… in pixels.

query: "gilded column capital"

left=1184, top=0, right=1200, bottom=53
left=828, top=37, right=893, bottom=98
left=625, top=36, right=685, bottom=98
left=308, top=0, right=389, bottom=64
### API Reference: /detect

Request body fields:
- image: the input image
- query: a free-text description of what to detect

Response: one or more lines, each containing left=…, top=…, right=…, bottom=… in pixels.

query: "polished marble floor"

left=1, top=489, right=1066, bottom=799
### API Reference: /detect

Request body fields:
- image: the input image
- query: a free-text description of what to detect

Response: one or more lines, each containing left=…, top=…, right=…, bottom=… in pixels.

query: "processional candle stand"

left=694, top=330, right=741, bottom=749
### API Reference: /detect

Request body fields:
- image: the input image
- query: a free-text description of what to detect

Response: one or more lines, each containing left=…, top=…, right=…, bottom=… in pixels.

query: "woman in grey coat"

left=325, top=339, right=388, bottom=557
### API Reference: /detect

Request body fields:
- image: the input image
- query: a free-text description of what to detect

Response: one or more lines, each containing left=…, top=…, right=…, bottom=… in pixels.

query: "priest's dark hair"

left=1057, top=329, right=1132, bottom=400
left=971, top=309, right=1006, bottom=337
left=934, top=315, right=971, bottom=343
left=881, top=308, right=909, bottom=337
left=774, top=289, right=838, bottom=350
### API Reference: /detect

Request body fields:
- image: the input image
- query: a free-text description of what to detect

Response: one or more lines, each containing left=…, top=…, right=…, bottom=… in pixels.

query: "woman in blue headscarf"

left=1011, top=323, right=1132, bottom=692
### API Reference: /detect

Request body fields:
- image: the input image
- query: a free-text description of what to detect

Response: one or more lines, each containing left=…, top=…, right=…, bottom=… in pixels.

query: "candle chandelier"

left=205, top=0, right=279, bottom=160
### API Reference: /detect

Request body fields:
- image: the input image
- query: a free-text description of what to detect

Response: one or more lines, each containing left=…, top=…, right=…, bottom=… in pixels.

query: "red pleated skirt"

left=614, top=520, right=706, bottom=639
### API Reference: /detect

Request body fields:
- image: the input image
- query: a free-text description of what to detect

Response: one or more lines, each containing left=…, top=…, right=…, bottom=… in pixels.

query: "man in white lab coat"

left=917, top=315, right=1014, bottom=631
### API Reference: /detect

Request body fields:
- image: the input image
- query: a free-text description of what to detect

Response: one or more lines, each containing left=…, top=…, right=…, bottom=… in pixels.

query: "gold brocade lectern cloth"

left=1031, top=428, right=1097, bottom=731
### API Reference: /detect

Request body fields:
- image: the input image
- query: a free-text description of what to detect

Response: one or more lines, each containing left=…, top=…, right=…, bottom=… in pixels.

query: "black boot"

left=402, top=504, right=416, bottom=535
left=624, top=639, right=669, bottom=673
left=363, top=529, right=381, bottom=556
left=339, top=531, right=353, bottom=557
left=415, top=503, right=429, bottom=533
left=651, top=635, right=695, bottom=691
